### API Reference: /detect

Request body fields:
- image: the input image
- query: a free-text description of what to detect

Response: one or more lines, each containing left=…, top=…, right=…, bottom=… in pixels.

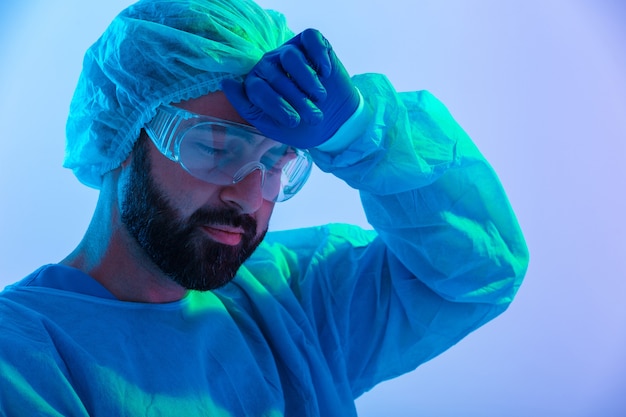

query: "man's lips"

left=201, top=224, right=245, bottom=246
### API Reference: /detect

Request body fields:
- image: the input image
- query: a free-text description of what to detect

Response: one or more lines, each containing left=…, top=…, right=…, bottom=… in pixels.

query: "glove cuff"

left=315, top=88, right=369, bottom=153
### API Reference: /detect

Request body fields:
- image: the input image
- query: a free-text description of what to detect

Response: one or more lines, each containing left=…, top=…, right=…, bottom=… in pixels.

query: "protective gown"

left=0, top=73, right=528, bottom=416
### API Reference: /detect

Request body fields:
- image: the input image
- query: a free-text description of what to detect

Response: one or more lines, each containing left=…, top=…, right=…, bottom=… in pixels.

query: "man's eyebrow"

left=211, top=117, right=266, bottom=145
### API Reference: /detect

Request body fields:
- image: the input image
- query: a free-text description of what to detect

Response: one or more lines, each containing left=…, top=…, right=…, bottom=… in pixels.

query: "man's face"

left=120, top=92, right=275, bottom=291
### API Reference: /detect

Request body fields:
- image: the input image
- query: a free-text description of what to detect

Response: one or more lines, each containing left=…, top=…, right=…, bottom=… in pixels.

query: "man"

left=0, top=0, right=529, bottom=415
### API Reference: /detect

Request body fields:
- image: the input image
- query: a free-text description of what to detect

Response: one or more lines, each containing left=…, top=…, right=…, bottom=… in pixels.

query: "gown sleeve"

left=268, top=73, right=529, bottom=397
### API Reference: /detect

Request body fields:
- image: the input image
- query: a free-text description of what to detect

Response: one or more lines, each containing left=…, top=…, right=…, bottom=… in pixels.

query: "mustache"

left=187, top=207, right=258, bottom=235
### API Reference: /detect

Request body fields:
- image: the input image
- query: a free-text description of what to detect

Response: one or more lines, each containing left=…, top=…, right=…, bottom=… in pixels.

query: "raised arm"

left=225, top=29, right=529, bottom=397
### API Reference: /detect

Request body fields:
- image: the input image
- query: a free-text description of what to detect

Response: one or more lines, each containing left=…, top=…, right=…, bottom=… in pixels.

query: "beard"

left=120, top=134, right=267, bottom=291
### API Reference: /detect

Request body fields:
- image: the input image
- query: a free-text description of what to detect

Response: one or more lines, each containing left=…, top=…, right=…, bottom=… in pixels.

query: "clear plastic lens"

left=145, top=105, right=312, bottom=202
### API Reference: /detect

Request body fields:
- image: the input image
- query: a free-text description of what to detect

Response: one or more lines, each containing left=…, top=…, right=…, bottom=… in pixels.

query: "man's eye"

left=262, top=150, right=296, bottom=173
left=196, top=142, right=225, bottom=156
left=261, top=152, right=284, bottom=168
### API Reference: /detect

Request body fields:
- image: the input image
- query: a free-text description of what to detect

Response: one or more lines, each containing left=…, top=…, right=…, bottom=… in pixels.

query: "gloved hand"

left=223, top=29, right=360, bottom=148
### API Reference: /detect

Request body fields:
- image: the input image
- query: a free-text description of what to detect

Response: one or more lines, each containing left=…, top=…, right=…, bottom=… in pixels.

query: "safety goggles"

left=144, top=104, right=313, bottom=202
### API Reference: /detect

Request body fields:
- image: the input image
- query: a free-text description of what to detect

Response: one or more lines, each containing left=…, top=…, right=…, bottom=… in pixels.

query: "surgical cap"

left=64, top=0, right=294, bottom=189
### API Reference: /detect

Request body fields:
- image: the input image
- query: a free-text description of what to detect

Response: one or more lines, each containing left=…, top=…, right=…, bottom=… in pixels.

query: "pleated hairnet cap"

left=64, top=0, right=294, bottom=189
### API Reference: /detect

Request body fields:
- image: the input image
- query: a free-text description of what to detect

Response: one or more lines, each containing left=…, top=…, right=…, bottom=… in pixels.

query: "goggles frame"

left=144, top=104, right=312, bottom=202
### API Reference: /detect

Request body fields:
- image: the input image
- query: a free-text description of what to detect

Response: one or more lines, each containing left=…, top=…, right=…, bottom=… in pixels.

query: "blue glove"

left=223, top=29, right=360, bottom=148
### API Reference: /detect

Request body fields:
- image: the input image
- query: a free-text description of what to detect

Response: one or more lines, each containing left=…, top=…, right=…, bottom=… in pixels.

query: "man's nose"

left=219, top=168, right=265, bottom=214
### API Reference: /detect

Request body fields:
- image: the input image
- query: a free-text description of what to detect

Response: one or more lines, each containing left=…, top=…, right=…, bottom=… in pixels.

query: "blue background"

left=1, top=1, right=625, bottom=415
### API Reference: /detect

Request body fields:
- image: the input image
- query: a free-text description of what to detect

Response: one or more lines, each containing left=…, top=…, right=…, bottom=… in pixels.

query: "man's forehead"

left=173, top=91, right=251, bottom=126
